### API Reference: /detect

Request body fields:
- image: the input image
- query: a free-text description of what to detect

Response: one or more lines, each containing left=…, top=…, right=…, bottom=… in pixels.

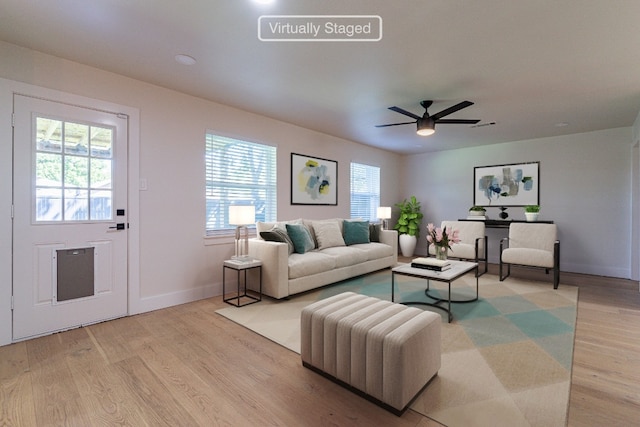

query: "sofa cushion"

left=343, top=220, right=370, bottom=245
left=319, top=246, right=369, bottom=268
left=286, top=223, right=315, bottom=254
left=312, top=221, right=346, bottom=250
left=289, top=251, right=337, bottom=279
left=260, top=228, right=294, bottom=255
left=256, top=219, right=302, bottom=239
left=351, top=242, right=395, bottom=261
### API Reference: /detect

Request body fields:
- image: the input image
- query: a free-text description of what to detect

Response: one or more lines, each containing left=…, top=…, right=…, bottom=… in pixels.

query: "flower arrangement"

left=427, top=223, right=461, bottom=259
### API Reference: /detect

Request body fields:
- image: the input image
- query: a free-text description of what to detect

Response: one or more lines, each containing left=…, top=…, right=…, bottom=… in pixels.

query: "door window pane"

left=90, top=189, right=112, bottom=220
left=64, top=189, right=88, bottom=220
left=35, top=188, right=62, bottom=221
left=36, top=117, right=62, bottom=153
left=90, top=126, right=113, bottom=158
left=64, top=122, right=89, bottom=155
left=34, top=115, right=115, bottom=222
left=36, top=152, right=62, bottom=186
left=64, top=155, right=89, bottom=188
left=90, top=158, right=112, bottom=189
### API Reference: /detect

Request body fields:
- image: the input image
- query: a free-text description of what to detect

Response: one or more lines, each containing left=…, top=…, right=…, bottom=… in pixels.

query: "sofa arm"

left=379, top=229, right=398, bottom=264
left=248, top=238, right=290, bottom=299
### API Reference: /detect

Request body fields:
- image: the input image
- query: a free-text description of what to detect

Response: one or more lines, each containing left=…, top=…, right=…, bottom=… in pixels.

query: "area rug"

left=216, top=269, right=578, bottom=427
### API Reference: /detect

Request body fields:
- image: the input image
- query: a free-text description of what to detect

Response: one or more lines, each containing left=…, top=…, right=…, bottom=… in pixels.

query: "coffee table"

left=391, top=260, right=478, bottom=322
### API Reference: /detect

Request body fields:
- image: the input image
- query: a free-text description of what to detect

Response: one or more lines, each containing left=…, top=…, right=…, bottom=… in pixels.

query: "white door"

left=12, top=94, right=128, bottom=340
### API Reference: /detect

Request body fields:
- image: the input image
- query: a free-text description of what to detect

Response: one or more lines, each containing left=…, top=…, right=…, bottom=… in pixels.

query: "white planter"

left=525, top=212, right=539, bottom=222
left=399, top=234, right=418, bottom=257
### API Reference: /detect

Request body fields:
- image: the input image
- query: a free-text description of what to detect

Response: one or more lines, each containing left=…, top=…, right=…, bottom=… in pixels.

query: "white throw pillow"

left=312, top=221, right=346, bottom=250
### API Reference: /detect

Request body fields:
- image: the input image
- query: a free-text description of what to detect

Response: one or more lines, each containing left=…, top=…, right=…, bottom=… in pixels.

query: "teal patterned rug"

left=217, top=269, right=578, bottom=426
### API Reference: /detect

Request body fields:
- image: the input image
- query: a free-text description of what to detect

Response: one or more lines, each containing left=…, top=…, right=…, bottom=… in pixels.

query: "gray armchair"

left=499, top=223, right=560, bottom=289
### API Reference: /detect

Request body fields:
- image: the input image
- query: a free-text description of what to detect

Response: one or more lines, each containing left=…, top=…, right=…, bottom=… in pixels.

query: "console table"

left=458, top=219, right=554, bottom=229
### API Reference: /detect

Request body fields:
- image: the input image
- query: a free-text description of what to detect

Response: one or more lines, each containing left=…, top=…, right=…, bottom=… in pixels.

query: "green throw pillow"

left=260, top=228, right=294, bottom=255
left=343, top=220, right=370, bottom=245
left=285, top=223, right=315, bottom=254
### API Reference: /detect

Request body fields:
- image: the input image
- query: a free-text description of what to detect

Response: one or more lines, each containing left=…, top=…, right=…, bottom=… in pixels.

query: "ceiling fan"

left=376, top=100, right=480, bottom=136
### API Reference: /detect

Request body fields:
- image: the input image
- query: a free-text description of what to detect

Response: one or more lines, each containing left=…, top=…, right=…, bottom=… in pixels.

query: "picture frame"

left=474, top=161, right=540, bottom=207
left=291, top=153, right=338, bottom=205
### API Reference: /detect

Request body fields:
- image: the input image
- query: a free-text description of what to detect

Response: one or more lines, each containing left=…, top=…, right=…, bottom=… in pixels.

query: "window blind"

left=205, top=134, right=277, bottom=235
left=350, top=162, right=380, bottom=221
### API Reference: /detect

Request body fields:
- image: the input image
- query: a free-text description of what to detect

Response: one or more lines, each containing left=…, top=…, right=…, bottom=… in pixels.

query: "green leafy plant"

left=394, top=196, right=423, bottom=237
left=469, top=205, right=486, bottom=212
left=524, top=205, right=540, bottom=213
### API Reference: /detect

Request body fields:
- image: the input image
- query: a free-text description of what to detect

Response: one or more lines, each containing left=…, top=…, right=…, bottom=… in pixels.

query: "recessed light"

left=253, top=0, right=274, bottom=4
left=175, top=54, right=196, bottom=66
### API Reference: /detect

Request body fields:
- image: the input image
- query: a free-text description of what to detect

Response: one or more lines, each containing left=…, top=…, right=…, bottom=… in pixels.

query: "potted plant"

left=468, top=205, right=486, bottom=217
left=524, top=205, right=540, bottom=222
left=394, top=196, right=423, bottom=257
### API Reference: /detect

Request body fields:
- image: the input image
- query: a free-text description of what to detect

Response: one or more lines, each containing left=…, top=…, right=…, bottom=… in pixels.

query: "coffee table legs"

left=391, top=265, right=479, bottom=323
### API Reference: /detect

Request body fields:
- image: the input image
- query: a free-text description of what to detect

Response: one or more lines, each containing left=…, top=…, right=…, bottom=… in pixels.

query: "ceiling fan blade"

left=431, top=101, right=474, bottom=120
left=389, top=106, right=422, bottom=120
left=435, top=119, right=481, bottom=124
left=375, top=121, right=416, bottom=128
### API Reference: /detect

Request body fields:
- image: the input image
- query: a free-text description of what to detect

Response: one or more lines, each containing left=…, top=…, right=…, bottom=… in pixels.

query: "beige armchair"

left=428, top=220, right=488, bottom=276
left=499, top=223, right=560, bottom=289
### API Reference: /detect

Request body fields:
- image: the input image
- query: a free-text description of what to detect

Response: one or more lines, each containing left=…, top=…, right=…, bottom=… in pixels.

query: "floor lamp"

left=377, top=206, right=391, bottom=230
left=229, top=205, right=255, bottom=261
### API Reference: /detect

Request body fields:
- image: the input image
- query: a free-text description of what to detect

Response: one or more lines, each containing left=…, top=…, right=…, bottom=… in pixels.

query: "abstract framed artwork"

left=474, top=161, right=540, bottom=207
left=291, top=153, right=338, bottom=205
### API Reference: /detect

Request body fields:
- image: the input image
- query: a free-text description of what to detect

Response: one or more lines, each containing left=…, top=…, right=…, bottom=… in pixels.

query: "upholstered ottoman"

left=301, top=292, right=441, bottom=415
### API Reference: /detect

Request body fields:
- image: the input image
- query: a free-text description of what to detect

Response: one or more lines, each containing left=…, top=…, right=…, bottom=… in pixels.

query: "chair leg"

left=499, top=260, right=510, bottom=281
left=553, top=240, right=560, bottom=289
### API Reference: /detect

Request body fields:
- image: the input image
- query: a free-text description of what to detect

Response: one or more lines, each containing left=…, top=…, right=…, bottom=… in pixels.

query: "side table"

left=222, top=258, right=262, bottom=307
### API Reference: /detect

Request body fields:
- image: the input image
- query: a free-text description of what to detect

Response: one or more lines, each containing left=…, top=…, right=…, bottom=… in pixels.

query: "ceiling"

left=2, top=0, right=640, bottom=154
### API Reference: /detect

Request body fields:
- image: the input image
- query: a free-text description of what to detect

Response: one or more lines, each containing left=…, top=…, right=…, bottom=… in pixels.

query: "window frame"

left=350, top=161, right=381, bottom=222
left=204, top=132, right=277, bottom=238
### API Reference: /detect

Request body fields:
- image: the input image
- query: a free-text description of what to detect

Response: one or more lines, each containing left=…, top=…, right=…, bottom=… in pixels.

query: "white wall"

left=0, top=41, right=404, bottom=345
left=632, top=110, right=640, bottom=282
left=401, top=127, right=634, bottom=279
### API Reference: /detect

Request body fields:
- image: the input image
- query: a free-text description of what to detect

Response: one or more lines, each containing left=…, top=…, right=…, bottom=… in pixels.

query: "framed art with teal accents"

left=474, top=161, right=539, bottom=207
left=291, top=153, right=338, bottom=205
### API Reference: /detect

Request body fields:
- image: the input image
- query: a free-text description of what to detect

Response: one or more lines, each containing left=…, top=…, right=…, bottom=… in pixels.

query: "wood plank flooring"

left=1, top=267, right=639, bottom=426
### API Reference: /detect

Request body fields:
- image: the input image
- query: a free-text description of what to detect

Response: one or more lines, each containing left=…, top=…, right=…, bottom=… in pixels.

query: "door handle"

left=109, top=223, right=126, bottom=230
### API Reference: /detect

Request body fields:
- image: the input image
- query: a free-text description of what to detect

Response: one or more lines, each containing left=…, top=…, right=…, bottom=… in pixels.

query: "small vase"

left=435, top=246, right=448, bottom=261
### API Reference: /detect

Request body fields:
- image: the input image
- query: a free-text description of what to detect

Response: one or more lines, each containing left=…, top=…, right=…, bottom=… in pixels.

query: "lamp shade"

left=229, top=205, right=255, bottom=226
left=377, top=206, right=391, bottom=219
left=416, top=117, right=435, bottom=136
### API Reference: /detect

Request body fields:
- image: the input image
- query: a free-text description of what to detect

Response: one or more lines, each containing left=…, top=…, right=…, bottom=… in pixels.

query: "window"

left=34, top=116, right=114, bottom=222
left=350, top=162, right=380, bottom=221
left=205, top=133, right=277, bottom=235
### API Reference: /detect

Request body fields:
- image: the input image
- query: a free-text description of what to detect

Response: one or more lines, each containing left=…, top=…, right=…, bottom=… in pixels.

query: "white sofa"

left=248, top=218, right=398, bottom=299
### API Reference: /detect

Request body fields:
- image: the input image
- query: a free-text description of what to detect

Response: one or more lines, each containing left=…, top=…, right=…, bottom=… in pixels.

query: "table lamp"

left=377, top=206, right=391, bottom=230
left=229, top=205, right=255, bottom=261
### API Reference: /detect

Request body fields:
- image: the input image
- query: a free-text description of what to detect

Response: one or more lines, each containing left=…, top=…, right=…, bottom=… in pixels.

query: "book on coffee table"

left=411, top=257, right=451, bottom=271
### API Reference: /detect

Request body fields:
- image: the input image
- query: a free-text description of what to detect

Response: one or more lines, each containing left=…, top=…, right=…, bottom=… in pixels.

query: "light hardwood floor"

left=1, top=266, right=639, bottom=426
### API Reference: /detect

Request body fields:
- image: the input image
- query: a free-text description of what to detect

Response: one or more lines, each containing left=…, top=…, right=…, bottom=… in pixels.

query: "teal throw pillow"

left=343, top=220, right=370, bottom=245
left=260, top=228, right=294, bottom=255
left=285, top=223, right=315, bottom=254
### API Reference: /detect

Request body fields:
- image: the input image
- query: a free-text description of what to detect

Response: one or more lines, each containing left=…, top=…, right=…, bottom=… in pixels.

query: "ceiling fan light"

left=416, top=118, right=435, bottom=136
left=416, top=127, right=435, bottom=136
